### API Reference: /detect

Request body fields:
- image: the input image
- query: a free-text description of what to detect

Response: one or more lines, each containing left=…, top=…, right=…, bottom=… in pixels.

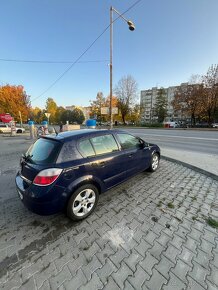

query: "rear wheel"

left=17, top=129, right=22, bottom=133
left=67, top=184, right=99, bottom=221
left=148, top=153, right=160, bottom=172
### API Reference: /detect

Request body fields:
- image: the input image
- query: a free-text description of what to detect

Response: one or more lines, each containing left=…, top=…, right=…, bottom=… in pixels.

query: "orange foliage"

left=105, top=95, right=118, bottom=107
left=0, top=85, right=31, bottom=121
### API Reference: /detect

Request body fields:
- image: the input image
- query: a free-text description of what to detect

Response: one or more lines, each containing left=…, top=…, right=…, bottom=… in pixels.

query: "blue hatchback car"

left=15, top=129, right=160, bottom=220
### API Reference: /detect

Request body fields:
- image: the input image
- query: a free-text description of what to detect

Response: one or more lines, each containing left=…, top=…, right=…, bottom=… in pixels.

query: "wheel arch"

left=152, top=150, right=160, bottom=158
left=64, top=177, right=103, bottom=210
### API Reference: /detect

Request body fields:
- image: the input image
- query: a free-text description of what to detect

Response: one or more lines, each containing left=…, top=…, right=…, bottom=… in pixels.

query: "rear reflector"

left=33, top=168, right=63, bottom=186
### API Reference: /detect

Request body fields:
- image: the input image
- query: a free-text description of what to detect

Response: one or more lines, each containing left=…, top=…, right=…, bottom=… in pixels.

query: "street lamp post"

left=109, top=6, right=135, bottom=129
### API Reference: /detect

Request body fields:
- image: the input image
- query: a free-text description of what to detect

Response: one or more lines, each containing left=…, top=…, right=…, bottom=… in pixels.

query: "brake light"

left=33, top=168, right=63, bottom=186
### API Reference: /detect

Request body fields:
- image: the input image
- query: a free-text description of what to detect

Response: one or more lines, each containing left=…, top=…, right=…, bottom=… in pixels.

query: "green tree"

left=60, top=108, right=85, bottom=124
left=45, top=98, right=58, bottom=123
left=72, top=108, right=85, bottom=124
left=114, top=75, right=138, bottom=124
left=55, top=106, right=66, bottom=124
left=60, top=110, right=74, bottom=124
left=154, top=88, right=168, bottom=123
left=129, top=104, right=140, bottom=124
left=89, top=92, right=105, bottom=121
left=30, top=107, right=44, bottom=124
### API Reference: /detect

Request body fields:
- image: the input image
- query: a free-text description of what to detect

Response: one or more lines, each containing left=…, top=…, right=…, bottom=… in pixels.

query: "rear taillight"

left=33, top=168, right=63, bottom=186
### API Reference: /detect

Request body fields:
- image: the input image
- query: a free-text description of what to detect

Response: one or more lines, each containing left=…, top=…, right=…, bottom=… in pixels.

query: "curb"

left=162, top=155, right=218, bottom=182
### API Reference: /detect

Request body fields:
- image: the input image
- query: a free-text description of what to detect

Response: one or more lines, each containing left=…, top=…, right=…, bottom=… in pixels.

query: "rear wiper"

left=22, top=154, right=33, bottom=162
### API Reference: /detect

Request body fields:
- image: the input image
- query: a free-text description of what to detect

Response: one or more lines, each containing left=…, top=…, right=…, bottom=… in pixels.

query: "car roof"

left=43, top=129, right=127, bottom=142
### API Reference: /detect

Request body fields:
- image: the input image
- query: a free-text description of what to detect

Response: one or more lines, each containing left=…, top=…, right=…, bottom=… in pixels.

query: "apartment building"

left=140, top=83, right=188, bottom=123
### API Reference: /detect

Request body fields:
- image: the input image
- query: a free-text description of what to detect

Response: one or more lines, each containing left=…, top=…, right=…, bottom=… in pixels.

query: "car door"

left=88, top=133, right=127, bottom=189
left=115, top=133, right=151, bottom=177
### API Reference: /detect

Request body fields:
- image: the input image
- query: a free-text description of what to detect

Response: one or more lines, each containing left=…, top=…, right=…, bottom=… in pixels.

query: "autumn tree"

left=0, top=85, right=31, bottom=121
left=153, top=88, right=168, bottom=123
left=201, top=64, right=218, bottom=124
left=114, top=75, right=138, bottom=124
left=172, top=78, right=204, bottom=126
left=105, top=95, right=118, bottom=108
left=45, top=98, right=58, bottom=124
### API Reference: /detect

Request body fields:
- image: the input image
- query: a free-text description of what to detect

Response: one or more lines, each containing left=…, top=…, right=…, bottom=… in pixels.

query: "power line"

left=31, top=25, right=111, bottom=102
left=31, top=0, right=143, bottom=102
left=121, top=0, right=143, bottom=16
left=0, top=58, right=109, bottom=64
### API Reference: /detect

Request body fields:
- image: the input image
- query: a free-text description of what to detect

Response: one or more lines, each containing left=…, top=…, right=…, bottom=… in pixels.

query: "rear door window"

left=90, top=134, right=119, bottom=155
left=78, top=139, right=95, bottom=157
left=26, top=138, right=61, bottom=164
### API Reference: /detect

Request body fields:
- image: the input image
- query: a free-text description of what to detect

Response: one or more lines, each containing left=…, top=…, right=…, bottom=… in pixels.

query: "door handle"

left=99, top=161, right=105, bottom=167
left=91, top=161, right=105, bottom=167
left=128, top=154, right=133, bottom=158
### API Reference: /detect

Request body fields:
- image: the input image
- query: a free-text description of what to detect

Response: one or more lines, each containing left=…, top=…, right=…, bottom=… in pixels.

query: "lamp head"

left=127, top=20, right=135, bottom=31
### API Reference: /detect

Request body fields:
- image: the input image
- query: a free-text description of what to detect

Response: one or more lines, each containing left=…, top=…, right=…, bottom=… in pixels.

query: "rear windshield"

left=26, top=138, right=61, bottom=165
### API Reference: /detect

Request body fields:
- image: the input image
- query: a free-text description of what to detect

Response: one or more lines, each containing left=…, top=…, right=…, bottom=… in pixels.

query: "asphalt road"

left=123, top=128, right=218, bottom=176
left=126, top=128, right=218, bottom=155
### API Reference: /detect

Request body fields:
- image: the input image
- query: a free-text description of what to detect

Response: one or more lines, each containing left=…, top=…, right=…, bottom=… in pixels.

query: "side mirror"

left=138, top=138, right=147, bottom=149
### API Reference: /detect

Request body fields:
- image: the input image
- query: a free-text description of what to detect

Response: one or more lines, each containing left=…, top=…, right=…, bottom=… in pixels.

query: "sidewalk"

left=161, top=147, right=218, bottom=177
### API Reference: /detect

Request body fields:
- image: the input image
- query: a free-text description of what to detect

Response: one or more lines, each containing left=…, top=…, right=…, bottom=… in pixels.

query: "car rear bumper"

left=15, top=173, right=66, bottom=215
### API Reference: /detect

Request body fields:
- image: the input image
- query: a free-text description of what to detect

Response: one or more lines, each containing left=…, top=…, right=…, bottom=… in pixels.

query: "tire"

left=147, top=153, right=160, bottom=172
left=67, top=184, right=99, bottom=221
left=17, top=129, right=22, bottom=133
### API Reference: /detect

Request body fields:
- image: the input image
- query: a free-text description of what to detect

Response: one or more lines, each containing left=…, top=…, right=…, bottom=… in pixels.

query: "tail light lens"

left=33, top=168, right=63, bottom=186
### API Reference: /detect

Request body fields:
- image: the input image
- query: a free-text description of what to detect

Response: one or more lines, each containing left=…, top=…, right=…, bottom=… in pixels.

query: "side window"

left=78, top=139, right=95, bottom=158
left=90, top=134, right=119, bottom=155
left=117, top=133, right=141, bottom=150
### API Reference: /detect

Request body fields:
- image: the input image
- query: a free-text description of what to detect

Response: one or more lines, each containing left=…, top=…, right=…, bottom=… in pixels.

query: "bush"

left=140, top=123, right=163, bottom=128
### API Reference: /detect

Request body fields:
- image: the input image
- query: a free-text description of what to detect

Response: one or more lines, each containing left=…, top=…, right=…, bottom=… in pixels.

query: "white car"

left=212, top=123, right=218, bottom=128
left=0, top=123, right=25, bottom=133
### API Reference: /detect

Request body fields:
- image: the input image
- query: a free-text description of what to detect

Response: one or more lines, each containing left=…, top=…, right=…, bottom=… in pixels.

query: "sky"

left=0, top=0, right=218, bottom=109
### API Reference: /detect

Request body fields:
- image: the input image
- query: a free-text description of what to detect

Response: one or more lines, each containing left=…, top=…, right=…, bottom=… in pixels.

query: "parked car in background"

left=16, top=126, right=25, bottom=133
left=15, top=129, right=160, bottom=221
left=163, top=121, right=179, bottom=128
left=212, top=123, right=218, bottom=128
left=0, top=123, right=25, bottom=133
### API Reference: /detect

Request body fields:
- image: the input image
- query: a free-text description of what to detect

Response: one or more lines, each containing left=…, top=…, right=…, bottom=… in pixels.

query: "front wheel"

left=148, top=153, right=160, bottom=172
left=67, top=184, right=99, bottom=221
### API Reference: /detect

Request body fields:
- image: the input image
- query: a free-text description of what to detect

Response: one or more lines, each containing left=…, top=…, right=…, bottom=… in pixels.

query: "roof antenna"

left=53, top=126, right=58, bottom=136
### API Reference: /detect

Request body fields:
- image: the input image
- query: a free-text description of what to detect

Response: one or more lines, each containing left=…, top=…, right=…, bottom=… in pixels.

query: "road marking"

left=131, top=132, right=218, bottom=142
